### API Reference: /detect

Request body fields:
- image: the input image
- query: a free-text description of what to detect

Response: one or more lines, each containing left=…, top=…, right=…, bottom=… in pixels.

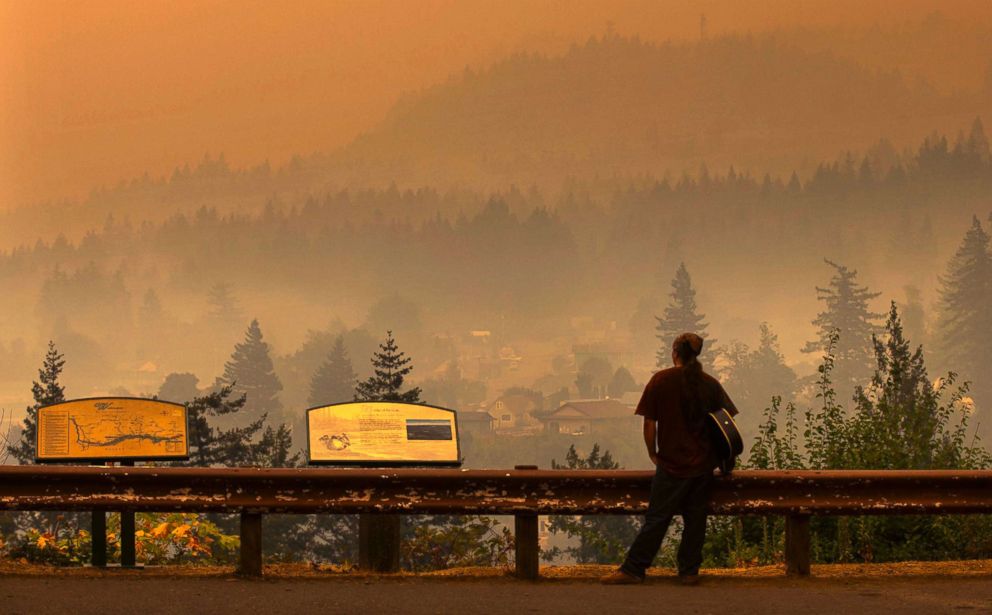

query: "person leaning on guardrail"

left=601, top=332, right=739, bottom=586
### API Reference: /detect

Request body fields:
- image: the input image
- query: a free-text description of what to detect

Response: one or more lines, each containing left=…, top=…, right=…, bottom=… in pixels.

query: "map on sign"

left=307, top=402, right=460, bottom=466
left=36, top=398, right=189, bottom=462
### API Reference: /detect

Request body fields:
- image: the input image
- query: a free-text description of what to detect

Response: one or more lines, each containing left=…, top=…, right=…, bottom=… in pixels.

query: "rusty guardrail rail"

left=2, top=466, right=991, bottom=578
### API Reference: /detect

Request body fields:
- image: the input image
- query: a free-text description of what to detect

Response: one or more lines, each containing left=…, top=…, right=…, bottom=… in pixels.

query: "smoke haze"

left=2, top=2, right=992, bottom=468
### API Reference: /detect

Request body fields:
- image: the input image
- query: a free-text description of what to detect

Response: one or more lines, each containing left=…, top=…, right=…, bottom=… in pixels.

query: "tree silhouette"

left=723, top=323, right=797, bottom=442
left=354, top=331, right=422, bottom=403
left=655, top=263, right=713, bottom=367
left=8, top=341, right=66, bottom=464
left=308, top=335, right=357, bottom=407
left=218, top=319, right=283, bottom=421
left=934, top=216, right=992, bottom=408
left=206, top=283, right=244, bottom=327
left=607, top=366, right=639, bottom=398
left=803, top=259, right=883, bottom=394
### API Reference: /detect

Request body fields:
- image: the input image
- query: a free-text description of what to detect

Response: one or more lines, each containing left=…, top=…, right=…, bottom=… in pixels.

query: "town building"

left=540, top=398, right=637, bottom=436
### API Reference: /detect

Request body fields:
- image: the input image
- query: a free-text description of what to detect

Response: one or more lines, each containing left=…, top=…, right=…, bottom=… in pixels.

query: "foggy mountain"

left=328, top=33, right=981, bottom=189
left=2, top=23, right=991, bottom=450
left=3, top=28, right=989, bottom=248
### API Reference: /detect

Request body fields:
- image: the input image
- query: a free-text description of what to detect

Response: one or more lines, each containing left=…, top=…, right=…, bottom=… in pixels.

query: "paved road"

left=2, top=574, right=991, bottom=614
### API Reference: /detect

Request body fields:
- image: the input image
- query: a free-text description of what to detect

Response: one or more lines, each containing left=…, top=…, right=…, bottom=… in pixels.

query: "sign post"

left=306, top=401, right=462, bottom=572
left=35, top=397, right=190, bottom=568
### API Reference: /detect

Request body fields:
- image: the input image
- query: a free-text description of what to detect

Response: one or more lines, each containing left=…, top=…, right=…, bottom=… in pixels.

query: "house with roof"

left=540, top=398, right=638, bottom=436
left=490, top=393, right=541, bottom=433
left=456, top=409, right=496, bottom=437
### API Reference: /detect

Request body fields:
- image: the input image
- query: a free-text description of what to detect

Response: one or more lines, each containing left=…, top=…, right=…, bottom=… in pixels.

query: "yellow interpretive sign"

left=35, top=397, right=189, bottom=462
left=307, top=402, right=460, bottom=466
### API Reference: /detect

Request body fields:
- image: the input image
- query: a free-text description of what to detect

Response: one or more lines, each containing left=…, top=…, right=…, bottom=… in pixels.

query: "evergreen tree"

left=740, top=310, right=992, bottom=566
left=183, top=383, right=300, bottom=468
left=934, top=216, right=992, bottom=409
left=655, top=262, right=713, bottom=367
left=575, top=357, right=613, bottom=399
left=849, top=303, right=948, bottom=469
left=723, top=323, right=797, bottom=440
left=8, top=341, right=66, bottom=464
left=218, top=319, right=283, bottom=421
left=157, top=372, right=201, bottom=404
left=898, top=285, right=928, bottom=353
left=354, top=331, right=422, bottom=403
left=546, top=444, right=640, bottom=563
left=607, top=366, right=639, bottom=398
left=802, top=259, right=883, bottom=394
left=308, top=335, right=357, bottom=407
left=206, top=282, right=244, bottom=326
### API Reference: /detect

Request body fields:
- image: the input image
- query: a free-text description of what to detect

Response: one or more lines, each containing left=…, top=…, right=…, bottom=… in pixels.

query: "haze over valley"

left=2, top=3, right=992, bottom=467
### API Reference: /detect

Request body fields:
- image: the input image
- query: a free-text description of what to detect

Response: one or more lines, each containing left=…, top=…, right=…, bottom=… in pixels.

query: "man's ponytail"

left=673, top=333, right=706, bottom=422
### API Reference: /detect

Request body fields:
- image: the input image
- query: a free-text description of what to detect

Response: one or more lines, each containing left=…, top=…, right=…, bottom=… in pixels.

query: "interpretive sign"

left=307, top=402, right=460, bottom=466
left=35, top=397, right=189, bottom=462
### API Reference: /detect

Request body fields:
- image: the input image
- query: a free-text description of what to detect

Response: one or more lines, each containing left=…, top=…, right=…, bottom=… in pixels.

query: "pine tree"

left=206, top=282, right=244, bottom=326
left=655, top=262, right=714, bottom=367
left=308, top=335, right=357, bottom=407
left=547, top=444, right=639, bottom=563
left=934, top=216, right=992, bottom=406
left=8, top=341, right=66, bottom=464
left=184, top=383, right=299, bottom=467
left=724, top=323, right=797, bottom=420
left=218, top=319, right=283, bottom=421
left=607, top=366, right=638, bottom=398
left=138, top=288, right=164, bottom=327
left=354, top=331, right=422, bottom=403
left=803, top=259, right=883, bottom=394
left=850, top=302, right=968, bottom=470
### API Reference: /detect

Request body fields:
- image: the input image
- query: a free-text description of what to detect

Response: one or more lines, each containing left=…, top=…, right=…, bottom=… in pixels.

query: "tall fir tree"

left=354, top=331, right=422, bottom=403
left=218, top=319, right=283, bottom=421
left=183, top=382, right=299, bottom=467
left=722, top=323, right=797, bottom=442
left=934, top=216, right=992, bottom=409
left=308, top=335, right=357, bottom=407
left=803, top=259, right=883, bottom=394
left=206, top=282, right=244, bottom=326
left=8, top=341, right=66, bottom=464
left=655, top=262, right=714, bottom=367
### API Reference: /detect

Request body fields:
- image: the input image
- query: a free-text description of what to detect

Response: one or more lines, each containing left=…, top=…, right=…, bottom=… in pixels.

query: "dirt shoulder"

left=2, top=563, right=992, bottom=615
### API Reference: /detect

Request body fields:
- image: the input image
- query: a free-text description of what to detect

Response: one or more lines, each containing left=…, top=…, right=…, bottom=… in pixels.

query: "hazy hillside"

left=5, top=28, right=990, bottom=249
left=773, top=13, right=992, bottom=95
left=328, top=33, right=984, bottom=189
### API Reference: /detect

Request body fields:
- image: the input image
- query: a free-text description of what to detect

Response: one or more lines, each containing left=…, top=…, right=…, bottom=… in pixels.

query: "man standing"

left=601, top=332, right=738, bottom=585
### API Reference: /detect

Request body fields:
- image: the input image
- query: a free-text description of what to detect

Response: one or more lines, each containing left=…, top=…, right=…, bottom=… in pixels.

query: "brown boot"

left=677, top=574, right=700, bottom=586
left=600, top=570, right=643, bottom=585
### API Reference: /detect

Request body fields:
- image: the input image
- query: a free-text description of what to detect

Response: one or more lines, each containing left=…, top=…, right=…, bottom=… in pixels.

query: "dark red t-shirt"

left=634, top=366, right=739, bottom=478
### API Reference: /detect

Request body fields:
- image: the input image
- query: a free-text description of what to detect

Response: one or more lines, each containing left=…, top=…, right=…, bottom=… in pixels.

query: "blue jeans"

left=619, top=465, right=713, bottom=578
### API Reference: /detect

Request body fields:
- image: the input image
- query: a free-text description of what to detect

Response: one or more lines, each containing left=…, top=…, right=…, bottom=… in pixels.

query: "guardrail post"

left=785, top=514, right=811, bottom=576
left=90, top=510, right=106, bottom=567
left=514, top=465, right=540, bottom=580
left=238, top=511, right=263, bottom=577
left=119, top=511, right=136, bottom=567
left=359, top=513, right=401, bottom=572
left=119, top=461, right=137, bottom=568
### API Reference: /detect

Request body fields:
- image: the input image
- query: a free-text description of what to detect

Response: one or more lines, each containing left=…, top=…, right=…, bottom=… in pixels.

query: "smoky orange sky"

left=3, top=0, right=992, bottom=208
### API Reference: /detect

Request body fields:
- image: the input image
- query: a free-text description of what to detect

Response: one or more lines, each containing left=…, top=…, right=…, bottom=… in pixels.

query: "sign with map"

left=307, top=402, right=460, bottom=466
left=35, top=398, right=189, bottom=462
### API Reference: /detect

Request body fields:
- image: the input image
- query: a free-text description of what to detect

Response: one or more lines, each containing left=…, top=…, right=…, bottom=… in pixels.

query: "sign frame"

left=305, top=401, right=462, bottom=467
left=34, top=396, right=191, bottom=464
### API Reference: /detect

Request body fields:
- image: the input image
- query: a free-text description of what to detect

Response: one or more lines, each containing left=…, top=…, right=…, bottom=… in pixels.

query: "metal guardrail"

left=2, top=466, right=991, bottom=577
